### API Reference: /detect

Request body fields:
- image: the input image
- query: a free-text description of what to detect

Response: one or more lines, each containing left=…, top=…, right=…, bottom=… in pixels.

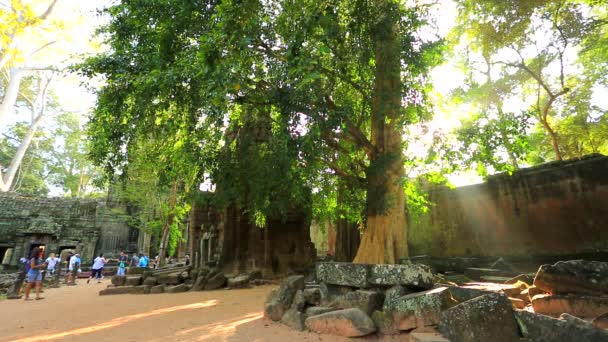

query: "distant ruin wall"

left=408, top=154, right=608, bottom=257
left=0, top=193, right=136, bottom=266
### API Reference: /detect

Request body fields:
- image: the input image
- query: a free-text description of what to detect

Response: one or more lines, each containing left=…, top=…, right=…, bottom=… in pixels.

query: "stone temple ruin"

left=0, top=193, right=144, bottom=269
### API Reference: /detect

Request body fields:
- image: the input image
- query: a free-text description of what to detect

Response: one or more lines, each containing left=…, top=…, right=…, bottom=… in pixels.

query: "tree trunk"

left=158, top=181, right=178, bottom=267
left=0, top=69, right=24, bottom=125
left=334, top=218, right=360, bottom=262
left=353, top=0, right=408, bottom=264
left=0, top=114, right=43, bottom=192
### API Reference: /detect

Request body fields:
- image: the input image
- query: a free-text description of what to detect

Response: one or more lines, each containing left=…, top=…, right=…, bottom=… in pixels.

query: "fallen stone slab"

left=150, top=285, right=165, bottom=294
left=127, top=267, right=146, bottom=275
left=532, top=294, right=608, bottom=318
left=192, top=275, right=207, bottom=291
left=204, top=272, right=226, bottom=290
left=264, top=275, right=305, bottom=321
left=157, top=272, right=182, bottom=286
left=534, top=260, right=608, bottom=296
left=393, top=287, right=458, bottom=331
left=227, top=274, right=250, bottom=288
left=143, top=276, right=157, bottom=286
left=281, top=290, right=307, bottom=331
left=316, top=262, right=370, bottom=288
left=509, top=297, right=526, bottom=309
left=111, top=275, right=126, bottom=286
left=335, top=290, right=384, bottom=316
left=489, top=257, right=514, bottom=271
left=383, top=285, right=410, bottom=311
left=319, top=283, right=355, bottom=307
left=306, top=306, right=338, bottom=316
left=166, top=283, right=188, bottom=293
left=515, top=309, right=608, bottom=342
left=125, top=276, right=143, bottom=286
left=369, top=263, right=434, bottom=290
left=505, top=273, right=535, bottom=285
left=442, top=274, right=472, bottom=285
left=371, top=311, right=399, bottom=335
left=438, top=293, right=520, bottom=342
left=305, top=308, right=376, bottom=337
left=99, top=285, right=145, bottom=296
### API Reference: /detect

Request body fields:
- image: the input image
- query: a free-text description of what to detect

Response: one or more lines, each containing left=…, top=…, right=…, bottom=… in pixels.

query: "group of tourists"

left=17, top=248, right=157, bottom=301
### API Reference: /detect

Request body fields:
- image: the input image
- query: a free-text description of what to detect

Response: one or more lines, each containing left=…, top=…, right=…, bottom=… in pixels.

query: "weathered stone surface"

left=305, top=306, right=338, bottom=316
left=534, top=260, right=608, bottom=296
left=371, top=310, right=399, bottom=335
left=264, top=275, right=305, bottom=321
left=111, top=275, right=126, bottom=286
left=438, top=293, right=520, bottom=342
left=532, top=294, right=608, bottom=318
left=157, top=272, right=182, bottom=286
left=99, top=285, right=145, bottom=295
left=336, top=290, right=385, bottom=316
left=383, top=285, right=409, bottom=311
left=204, top=272, right=226, bottom=290
left=369, top=263, right=434, bottom=289
left=192, top=275, right=207, bottom=291
left=442, top=274, right=472, bottom=285
left=303, top=288, right=321, bottom=305
left=319, top=283, right=354, bottom=307
left=125, top=276, right=143, bottom=286
left=281, top=309, right=307, bottom=331
left=316, top=262, right=369, bottom=288
left=408, top=332, right=450, bottom=342
left=515, top=309, right=608, bottom=342
left=447, top=286, right=493, bottom=303
left=304, top=308, right=376, bottom=337
left=150, top=284, right=165, bottom=294
left=227, top=274, right=250, bottom=288
left=166, top=284, right=188, bottom=293
left=592, top=312, right=608, bottom=330
left=393, top=287, right=458, bottom=331
left=127, top=267, right=145, bottom=275
left=143, top=277, right=157, bottom=286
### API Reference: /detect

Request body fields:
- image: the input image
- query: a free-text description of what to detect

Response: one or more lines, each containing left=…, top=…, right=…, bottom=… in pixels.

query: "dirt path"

left=0, top=281, right=399, bottom=342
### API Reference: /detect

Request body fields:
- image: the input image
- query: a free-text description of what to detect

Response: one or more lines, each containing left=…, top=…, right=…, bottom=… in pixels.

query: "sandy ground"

left=0, top=280, right=401, bottom=342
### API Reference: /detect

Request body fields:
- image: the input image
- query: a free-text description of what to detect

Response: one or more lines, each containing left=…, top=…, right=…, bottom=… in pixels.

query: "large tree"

left=80, top=0, right=442, bottom=264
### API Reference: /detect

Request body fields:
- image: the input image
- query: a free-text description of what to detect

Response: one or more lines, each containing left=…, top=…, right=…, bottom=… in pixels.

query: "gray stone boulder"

left=192, top=275, right=207, bottom=291
left=393, top=287, right=458, bottom=331
left=409, top=332, right=450, bottom=342
left=592, top=312, right=608, bottom=330
left=515, top=309, right=608, bottom=342
left=317, top=262, right=370, bottom=288
left=143, top=277, right=157, bottom=286
left=534, top=260, right=608, bottom=296
left=336, top=290, right=385, bottom=316
left=371, top=311, right=399, bottom=335
left=303, top=288, right=321, bottom=305
left=264, top=275, right=305, bottom=321
left=280, top=290, right=307, bottom=331
left=166, top=283, right=188, bottom=293
left=157, top=272, right=182, bottom=286
left=150, top=284, right=165, bottom=294
left=438, top=293, right=520, bottom=342
left=227, top=274, right=250, bottom=288
left=305, top=308, right=376, bottom=337
left=111, top=275, right=126, bottom=286
left=369, top=263, right=434, bottom=290
left=204, top=272, right=226, bottom=290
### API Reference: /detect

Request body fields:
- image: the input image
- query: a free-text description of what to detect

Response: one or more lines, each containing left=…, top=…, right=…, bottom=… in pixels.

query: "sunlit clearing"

left=174, top=312, right=264, bottom=341
left=13, top=301, right=218, bottom=342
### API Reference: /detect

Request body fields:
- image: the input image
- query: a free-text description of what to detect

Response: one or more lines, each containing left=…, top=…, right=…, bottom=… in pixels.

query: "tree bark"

left=158, top=181, right=178, bottom=267
left=353, top=0, right=408, bottom=264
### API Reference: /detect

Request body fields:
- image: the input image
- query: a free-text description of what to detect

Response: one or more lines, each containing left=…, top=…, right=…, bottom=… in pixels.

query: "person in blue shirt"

left=138, top=254, right=148, bottom=268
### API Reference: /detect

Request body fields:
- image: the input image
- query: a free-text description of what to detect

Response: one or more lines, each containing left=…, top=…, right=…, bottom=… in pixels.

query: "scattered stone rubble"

left=0, top=272, right=19, bottom=295
left=265, top=260, right=608, bottom=340
left=99, top=265, right=270, bottom=296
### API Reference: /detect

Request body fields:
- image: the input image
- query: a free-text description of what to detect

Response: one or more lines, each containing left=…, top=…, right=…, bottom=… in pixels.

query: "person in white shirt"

left=66, top=253, right=80, bottom=285
left=87, top=254, right=108, bottom=284
left=45, top=253, right=59, bottom=275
